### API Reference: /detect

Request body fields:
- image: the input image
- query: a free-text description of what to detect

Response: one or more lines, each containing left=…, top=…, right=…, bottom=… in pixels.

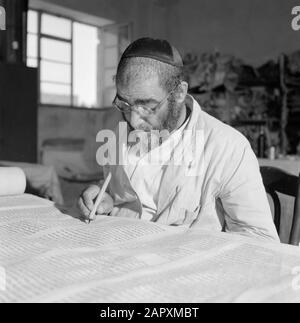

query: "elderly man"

left=78, top=38, right=279, bottom=241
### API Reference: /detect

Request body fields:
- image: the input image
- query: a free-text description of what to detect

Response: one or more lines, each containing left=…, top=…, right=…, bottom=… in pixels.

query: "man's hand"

left=77, top=185, right=114, bottom=221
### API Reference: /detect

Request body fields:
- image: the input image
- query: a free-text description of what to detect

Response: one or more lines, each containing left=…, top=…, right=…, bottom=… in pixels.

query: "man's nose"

left=130, top=110, right=143, bottom=128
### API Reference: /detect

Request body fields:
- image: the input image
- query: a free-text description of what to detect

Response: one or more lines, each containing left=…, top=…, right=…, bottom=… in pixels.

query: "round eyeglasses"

left=112, top=84, right=179, bottom=115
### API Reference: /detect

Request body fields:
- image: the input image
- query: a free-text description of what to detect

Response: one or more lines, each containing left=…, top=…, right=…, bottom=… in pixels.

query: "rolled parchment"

left=0, top=167, right=26, bottom=196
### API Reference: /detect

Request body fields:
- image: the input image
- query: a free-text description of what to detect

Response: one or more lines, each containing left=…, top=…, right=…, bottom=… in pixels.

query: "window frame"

left=28, top=8, right=132, bottom=110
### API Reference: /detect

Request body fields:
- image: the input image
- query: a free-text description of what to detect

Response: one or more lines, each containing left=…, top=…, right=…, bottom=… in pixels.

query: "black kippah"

left=120, top=38, right=183, bottom=67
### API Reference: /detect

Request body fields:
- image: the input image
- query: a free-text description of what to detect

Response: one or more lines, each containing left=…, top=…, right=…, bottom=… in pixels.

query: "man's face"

left=116, top=74, right=181, bottom=132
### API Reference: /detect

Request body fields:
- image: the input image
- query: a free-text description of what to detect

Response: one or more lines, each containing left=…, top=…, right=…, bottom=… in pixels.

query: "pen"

left=87, top=172, right=112, bottom=224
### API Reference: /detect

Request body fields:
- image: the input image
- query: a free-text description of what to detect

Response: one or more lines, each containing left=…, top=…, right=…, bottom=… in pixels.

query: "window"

left=27, top=10, right=38, bottom=68
left=27, top=10, right=131, bottom=108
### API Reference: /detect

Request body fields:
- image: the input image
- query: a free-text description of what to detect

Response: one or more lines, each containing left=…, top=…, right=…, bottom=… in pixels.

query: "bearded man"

left=78, top=38, right=279, bottom=242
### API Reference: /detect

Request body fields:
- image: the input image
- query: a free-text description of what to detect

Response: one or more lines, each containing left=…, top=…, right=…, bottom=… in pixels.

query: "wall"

left=163, top=0, right=300, bottom=66
left=39, top=0, right=300, bottom=65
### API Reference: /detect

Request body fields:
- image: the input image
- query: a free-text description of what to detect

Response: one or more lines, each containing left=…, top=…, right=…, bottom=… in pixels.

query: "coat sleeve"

left=218, top=139, right=280, bottom=242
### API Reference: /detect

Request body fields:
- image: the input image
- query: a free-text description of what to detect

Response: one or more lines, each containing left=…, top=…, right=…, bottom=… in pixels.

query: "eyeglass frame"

left=112, top=83, right=180, bottom=115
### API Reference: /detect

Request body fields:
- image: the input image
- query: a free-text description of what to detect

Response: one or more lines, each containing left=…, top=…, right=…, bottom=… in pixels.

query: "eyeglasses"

left=112, top=84, right=179, bottom=115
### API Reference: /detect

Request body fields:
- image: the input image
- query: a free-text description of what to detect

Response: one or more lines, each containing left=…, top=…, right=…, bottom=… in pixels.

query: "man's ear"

left=175, top=81, right=188, bottom=104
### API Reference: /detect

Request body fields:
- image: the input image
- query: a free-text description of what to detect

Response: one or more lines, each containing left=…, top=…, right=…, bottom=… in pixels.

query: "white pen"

left=87, top=172, right=112, bottom=224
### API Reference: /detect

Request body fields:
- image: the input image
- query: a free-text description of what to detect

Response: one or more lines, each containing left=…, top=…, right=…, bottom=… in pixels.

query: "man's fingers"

left=96, top=193, right=114, bottom=215
left=81, top=185, right=100, bottom=211
left=78, top=187, right=113, bottom=220
left=77, top=196, right=91, bottom=219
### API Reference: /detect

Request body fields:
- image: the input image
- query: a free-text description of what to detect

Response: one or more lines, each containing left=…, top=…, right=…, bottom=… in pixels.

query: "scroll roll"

left=0, top=167, right=26, bottom=196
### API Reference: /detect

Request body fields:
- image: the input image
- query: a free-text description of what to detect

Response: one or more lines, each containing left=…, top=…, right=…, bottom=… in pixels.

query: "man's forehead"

left=120, top=61, right=157, bottom=78
left=117, top=75, right=164, bottom=98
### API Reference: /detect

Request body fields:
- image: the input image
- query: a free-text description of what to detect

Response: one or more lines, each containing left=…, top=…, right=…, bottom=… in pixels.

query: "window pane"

left=103, top=29, right=118, bottom=47
left=119, top=25, right=131, bottom=55
left=104, top=47, right=118, bottom=68
left=104, top=68, right=116, bottom=88
left=27, top=58, right=38, bottom=68
left=41, top=61, right=71, bottom=84
left=27, top=34, right=38, bottom=58
left=27, top=10, right=38, bottom=34
left=73, top=22, right=100, bottom=108
left=41, top=38, right=71, bottom=63
left=41, top=13, right=71, bottom=39
left=41, top=82, right=71, bottom=105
